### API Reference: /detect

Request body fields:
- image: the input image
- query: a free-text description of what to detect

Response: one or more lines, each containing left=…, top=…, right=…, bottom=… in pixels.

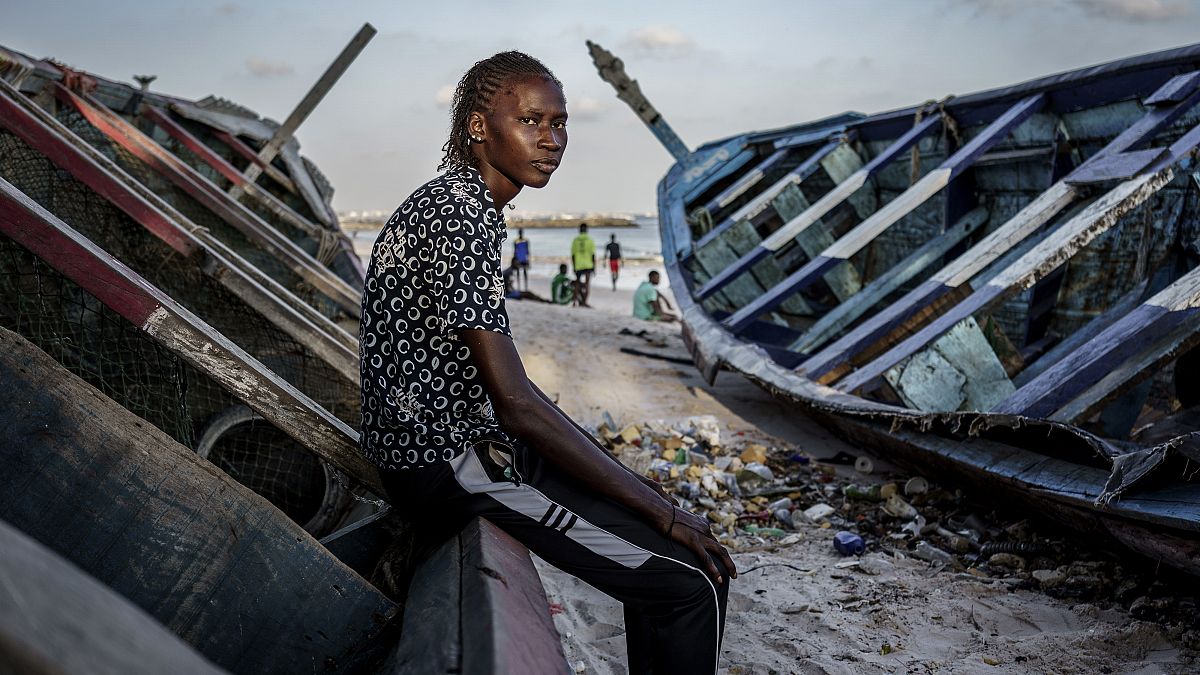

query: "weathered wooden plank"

left=691, top=233, right=778, bottom=316
left=722, top=216, right=813, bottom=316
left=53, top=84, right=361, bottom=316
left=691, top=135, right=878, bottom=297
left=209, top=127, right=298, bottom=194
left=722, top=96, right=1044, bottom=333
left=817, top=141, right=876, bottom=218
left=1067, top=71, right=1200, bottom=184
left=771, top=183, right=862, bottom=302
left=0, top=175, right=382, bottom=494
left=0, top=326, right=397, bottom=673
left=0, top=80, right=359, bottom=378
left=1013, top=278, right=1149, bottom=387
left=884, top=316, right=1016, bottom=412
left=460, top=519, right=571, bottom=675
left=692, top=139, right=839, bottom=253
left=142, top=104, right=327, bottom=239
left=386, top=518, right=569, bottom=675
left=791, top=206, right=988, bottom=354
left=699, top=146, right=789, bottom=215
left=994, top=264, right=1200, bottom=421
left=235, top=23, right=376, bottom=190
left=1143, top=70, right=1200, bottom=105
left=0, top=519, right=227, bottom=675
left=386, top=530, right=462, bottom=674
left=837, top=167, right=1175, bottom=395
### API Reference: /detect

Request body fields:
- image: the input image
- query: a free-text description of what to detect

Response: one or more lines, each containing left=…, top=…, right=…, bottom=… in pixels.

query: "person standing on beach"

left=634, top=270, right=677, bottom=323
left=571, top=222, right=596, bottom=307
left=359, top=51, right=733, bottom=675
left=513, top=227, right=531, bottom=290
left=604, top=233, right=623, bottom=291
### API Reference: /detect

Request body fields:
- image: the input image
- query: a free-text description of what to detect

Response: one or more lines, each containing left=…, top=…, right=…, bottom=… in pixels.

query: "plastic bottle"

left=842, top=484, right=881, bottom=502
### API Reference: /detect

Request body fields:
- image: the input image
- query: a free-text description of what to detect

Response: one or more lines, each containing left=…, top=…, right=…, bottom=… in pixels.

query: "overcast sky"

left=6, top=1, right=1200, bottom=216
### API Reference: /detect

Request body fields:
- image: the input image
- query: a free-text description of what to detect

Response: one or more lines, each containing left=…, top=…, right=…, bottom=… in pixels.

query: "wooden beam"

left=234, top=23, right=376, bottom=192
left=697, top=146, right=790, bottom=216
left=0, top=519, right=228, bottom=675
left=0, top=80, right=358, bottom=378
left=774, top=184, right=863, bottom=302
left=836, top=167, right=1175, bottom=395
left=691, top=139, right=841, bottom=254
left=693, top=116, right=942, bottom=301
left=52, top=84, right=361, bottom=316
left=993, top=264, right=1200, bottom=421
left=1013, top=278, right=1149, bottom=388
left=883, top=315, right=1016, bottom=412
left=141, top=105, right=325, bottom=238
left=837, top=114, right=1200, bottom=394
left=1067, top=70, right=1200, bottom=185
left=588, top=40, right=690, bottom=162
left=209, top=127, right=298, bottom=194
left=790, top=206, right=989, bottom=354
left=724, top=95, right=1046, bottom=333
left=0, top=326, right=396, bottom=673
left=0, top=175, right=382, bottom=495
left=459, top=519, right=571, bottom=674
left=388, top=518, right=569, bottom=675
left=796, top=70, right=1200, bottom=383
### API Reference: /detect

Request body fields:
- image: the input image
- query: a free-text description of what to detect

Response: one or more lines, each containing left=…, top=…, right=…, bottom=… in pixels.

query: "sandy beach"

left=504, top=285, right=1193, bottom=675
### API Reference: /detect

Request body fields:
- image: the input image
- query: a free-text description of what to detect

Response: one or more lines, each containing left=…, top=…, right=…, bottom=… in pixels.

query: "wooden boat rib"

left=591, top=41, right=1200, bottom=574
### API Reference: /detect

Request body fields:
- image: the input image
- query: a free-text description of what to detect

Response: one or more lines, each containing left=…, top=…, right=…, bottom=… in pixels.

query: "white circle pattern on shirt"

left=358, top=167, right=513, bottom=470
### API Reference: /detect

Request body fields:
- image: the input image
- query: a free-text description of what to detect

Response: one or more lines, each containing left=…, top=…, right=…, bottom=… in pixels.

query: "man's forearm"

left=529, top=382, right=640, bottom=472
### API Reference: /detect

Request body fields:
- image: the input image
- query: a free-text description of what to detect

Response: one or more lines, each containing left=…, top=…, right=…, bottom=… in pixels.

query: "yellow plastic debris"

left=618, top=425, right=641, bottom=445
left=739, top=444, right=767, bottom=464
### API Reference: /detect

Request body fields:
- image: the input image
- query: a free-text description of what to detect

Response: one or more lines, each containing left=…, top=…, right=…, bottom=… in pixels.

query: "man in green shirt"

left=551, top=263, right=574, bottom=305
left=570, top=223, right=596, bottom=307
left=633, top=270, right=677, bottom=322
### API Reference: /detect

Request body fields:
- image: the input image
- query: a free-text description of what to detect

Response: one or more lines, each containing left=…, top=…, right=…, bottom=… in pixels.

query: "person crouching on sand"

left=358, top=51, right=733, bottom=675
left=551, top=263, right=574, bottom=305
left=634, top=270, right=678, bottom=323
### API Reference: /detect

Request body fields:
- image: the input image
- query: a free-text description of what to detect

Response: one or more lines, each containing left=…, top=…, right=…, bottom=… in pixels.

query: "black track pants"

left=381, top=441, right=730, bottom=675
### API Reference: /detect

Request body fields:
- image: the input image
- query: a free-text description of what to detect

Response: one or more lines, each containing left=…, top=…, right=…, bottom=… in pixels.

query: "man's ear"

left=468, top=111, right=487, bottom=142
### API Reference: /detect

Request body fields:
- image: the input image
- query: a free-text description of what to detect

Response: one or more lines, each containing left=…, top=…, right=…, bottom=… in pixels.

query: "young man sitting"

left=633, top=270, right=677, bottom=323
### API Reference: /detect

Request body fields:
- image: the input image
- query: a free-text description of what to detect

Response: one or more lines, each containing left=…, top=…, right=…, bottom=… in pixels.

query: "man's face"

left=649, top=272, right=660, bottom=286
left=476, top=76, right=567, bottom=190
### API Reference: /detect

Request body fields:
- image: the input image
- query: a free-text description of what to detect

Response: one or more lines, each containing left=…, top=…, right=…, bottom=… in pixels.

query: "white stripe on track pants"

left=380, top=441, right=730, bottom=675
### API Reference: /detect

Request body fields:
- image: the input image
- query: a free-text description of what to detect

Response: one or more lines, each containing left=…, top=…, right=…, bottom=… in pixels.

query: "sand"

left=505, top=268, right=1190, bottom=675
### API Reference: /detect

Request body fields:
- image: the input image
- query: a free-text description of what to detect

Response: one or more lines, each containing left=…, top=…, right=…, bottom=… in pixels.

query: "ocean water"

left=502, top=215, right=663, bottom=263
left=350, top=214, right=670, bottom=293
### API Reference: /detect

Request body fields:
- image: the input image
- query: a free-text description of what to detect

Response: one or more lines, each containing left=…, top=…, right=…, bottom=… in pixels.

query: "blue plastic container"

left=833, top=531, right=865, bottom=556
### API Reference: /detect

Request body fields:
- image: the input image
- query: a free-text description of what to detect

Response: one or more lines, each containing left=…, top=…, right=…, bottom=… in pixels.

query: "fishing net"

left=51, top=105, right=348, bottom=323
left=0, top=125, right=355, bottom=534
left=0, top=234, right=337, bottom=530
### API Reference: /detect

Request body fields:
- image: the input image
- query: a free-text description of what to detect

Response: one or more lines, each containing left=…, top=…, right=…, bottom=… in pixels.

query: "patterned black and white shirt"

left=359, top=166, right=513, bottom=470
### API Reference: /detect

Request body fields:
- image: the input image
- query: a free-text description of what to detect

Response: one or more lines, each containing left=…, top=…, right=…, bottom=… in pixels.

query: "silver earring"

left=471, top=135, right=483, bottom=143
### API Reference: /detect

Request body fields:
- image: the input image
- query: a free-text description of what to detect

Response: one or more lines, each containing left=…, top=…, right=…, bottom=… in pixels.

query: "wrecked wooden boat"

left=0, top=35, right=568, bottom=674
left=590, top=41, right=1200, bottom=575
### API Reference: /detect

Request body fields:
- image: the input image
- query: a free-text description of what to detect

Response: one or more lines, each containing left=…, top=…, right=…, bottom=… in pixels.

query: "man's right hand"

left=668, top=506, right=737, bottom=584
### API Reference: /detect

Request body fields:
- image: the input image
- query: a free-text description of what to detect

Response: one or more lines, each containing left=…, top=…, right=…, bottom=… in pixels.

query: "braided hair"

left=440, top=51, right=562, bottom=171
